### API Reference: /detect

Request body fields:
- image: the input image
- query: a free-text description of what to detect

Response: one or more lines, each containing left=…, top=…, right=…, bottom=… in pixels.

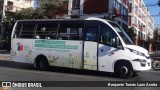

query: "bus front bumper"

left=131, top=59, right=151, bottom=71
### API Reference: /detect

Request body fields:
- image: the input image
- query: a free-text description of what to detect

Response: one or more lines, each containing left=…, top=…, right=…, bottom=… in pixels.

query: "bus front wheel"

left=115, top=63, right=133, bottom=79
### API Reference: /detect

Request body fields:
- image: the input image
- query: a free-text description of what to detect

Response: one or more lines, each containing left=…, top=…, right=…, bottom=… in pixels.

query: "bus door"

left=98, top=23, right=119, bottom=72
left=54, top=22, right=84, bottom=69
left=83, top=21, right=100, bottom=70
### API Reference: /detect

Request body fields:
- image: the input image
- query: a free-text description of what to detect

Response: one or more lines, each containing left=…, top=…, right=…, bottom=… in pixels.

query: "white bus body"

left=11, top=17, right=151, bottom=78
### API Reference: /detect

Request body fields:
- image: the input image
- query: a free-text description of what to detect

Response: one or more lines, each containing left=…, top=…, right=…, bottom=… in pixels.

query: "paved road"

left=0, top=52, right=160, bottom=90
left=0, top=60, right=160, bottom=90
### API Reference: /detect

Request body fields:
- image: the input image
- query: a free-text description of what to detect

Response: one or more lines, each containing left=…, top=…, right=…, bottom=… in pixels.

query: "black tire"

left=115, top=63, right=133, bottom=79
left=152, top=59, right=160, bottom=71
left=36, top=57, right=49, bottom=71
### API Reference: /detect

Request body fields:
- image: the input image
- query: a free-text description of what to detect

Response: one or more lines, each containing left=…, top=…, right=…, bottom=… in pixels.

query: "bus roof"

left=16, top=17, right=113, bottom=22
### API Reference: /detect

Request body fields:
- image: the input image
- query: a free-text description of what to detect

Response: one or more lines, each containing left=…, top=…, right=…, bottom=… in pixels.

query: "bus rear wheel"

left=115, top=63, right=133, bottom=79
left=36, top=57, right=49, bottom=71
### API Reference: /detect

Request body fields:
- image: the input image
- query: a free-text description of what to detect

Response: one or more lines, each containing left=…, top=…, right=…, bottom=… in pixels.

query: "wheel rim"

left=152, top=60, right=160, bottom=71
left=39, top=60, right=45, bottom=69
left=39, top=61, right=44, bottom=69
left=120, top=66, right=128, bottom=75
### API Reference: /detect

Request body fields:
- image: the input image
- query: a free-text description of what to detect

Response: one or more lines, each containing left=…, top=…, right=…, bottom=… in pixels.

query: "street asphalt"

left=0, top=50, right=160, bottom=90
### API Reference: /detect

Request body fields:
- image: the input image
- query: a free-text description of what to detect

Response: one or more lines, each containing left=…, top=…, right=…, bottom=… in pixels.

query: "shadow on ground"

left=0, top=60, right=137, bottom=79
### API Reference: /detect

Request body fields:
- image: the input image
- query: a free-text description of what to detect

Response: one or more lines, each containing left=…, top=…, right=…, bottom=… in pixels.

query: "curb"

left=0, top=50, right=10, bottom=54
left=0, top=58, right=10, bottom=61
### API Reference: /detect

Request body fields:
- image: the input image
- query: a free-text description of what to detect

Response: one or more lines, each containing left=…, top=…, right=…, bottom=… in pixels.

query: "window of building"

left=134, top=17, right=137, bottom=24
left=7, top=1, right=13, bottom=10
left=129, top=3, right=132, bottom=13
left=114, top=0, right=121, bottom=10
left=72, top=0, right=80, bottom=9
left=135, top=5, right=138, bottom=14
left=122, top=7, right=128, bottom=21
left=121, top=6, right=124, bottom=15
left=138, top=20, right=141, bottom=28
left=129, top=16, right=131, bottom=25
left=7, top=1, right=13, bottom=6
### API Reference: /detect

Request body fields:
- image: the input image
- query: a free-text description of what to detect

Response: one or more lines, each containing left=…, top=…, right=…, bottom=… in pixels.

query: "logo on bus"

left=17, top=42, right=23, bottom=51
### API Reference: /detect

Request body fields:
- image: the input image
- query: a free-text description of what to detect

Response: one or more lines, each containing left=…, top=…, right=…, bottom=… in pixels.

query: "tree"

left=2, top=0, right=67, bottom=50
left=2, top=13, right=16, bottom=51
left=33, top=7, right=48, bottom=19
left=39, top=0, right=67, bottom=19
left=126, top=27, right=137, bottom=41
left=151, top=26, right=160, bottom=51
left=16, top=8, right=34, bottom=19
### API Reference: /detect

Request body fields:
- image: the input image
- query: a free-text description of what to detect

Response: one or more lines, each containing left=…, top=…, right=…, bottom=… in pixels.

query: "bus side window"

left=100, top=25, right=117, bottom=46
left=14, top=22, right=22, bottom=38
left=20, top=24, right=35, bottom=39
left=36, top=23, right=58, bottom=39
left=85, top=27, right=98, bottom=42
left=58, top=23, right=68, bottom=40
left=58, top=22, right=84, bottom=40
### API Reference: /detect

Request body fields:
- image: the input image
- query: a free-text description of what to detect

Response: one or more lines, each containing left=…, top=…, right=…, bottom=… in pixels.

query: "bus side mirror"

left=116, top=37, right=120, bottom=47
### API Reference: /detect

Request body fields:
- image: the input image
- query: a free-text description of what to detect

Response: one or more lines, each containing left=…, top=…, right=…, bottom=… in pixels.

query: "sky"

left=144, top=0, right=160, bottom=25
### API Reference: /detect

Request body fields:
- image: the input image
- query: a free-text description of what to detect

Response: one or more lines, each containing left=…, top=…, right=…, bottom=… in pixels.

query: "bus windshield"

left=108, top=22, right=133, bottom=45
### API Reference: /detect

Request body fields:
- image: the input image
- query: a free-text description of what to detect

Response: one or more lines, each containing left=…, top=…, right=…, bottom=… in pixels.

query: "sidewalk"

left=0, top=50, right=10, bottom=61
left=150, top=51, right=160, bottom=57
left=0, top=50, right=10, bottom=54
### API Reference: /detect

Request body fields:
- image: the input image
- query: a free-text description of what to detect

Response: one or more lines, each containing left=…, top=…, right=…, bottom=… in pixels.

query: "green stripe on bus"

left=35, top=44, right=78, bottom=50
left=35, top=40, right=66, bottom=45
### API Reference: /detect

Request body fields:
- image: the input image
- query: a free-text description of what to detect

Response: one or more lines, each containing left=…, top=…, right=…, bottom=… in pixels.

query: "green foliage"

left=15, top=8, right=34, bottom=19
left=126, top=27, right=137, bottom=41
left=33, top=7, right=48, bottom=19
left=151, top=27, right=160, bottom=51
left=2, top=0, right=66, bottom=50
left=2, top=14, right=15, bottom=51
left=39, top=0, right=67, bottom=18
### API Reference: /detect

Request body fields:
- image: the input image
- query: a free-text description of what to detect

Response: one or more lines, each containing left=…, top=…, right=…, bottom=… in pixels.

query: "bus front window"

left=108, top=22, right=133, bottom=45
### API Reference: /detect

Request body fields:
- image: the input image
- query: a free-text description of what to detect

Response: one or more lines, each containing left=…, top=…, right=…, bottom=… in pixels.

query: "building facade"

left=68, top=0, right=154, bottom=51
left=128, top=0, right=154, bottom=52
left=68, top=0, right=129, bottom=30
left=3, top=0, right=34, bottom=14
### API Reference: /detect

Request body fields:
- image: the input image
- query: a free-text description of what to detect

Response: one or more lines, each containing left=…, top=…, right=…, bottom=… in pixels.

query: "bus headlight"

left=128, top=48, right=145, bottom=57
left=133, top=59, right=147, bottom=67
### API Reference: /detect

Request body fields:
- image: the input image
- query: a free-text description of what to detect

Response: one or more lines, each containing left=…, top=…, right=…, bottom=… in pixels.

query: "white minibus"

left=11, top=17, right=151, bottom=78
